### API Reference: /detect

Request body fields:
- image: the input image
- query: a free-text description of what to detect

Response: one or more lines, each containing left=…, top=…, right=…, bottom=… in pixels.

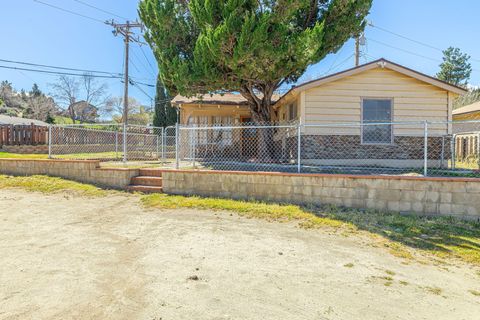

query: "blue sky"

left=1, top=0, right=480, bottom=107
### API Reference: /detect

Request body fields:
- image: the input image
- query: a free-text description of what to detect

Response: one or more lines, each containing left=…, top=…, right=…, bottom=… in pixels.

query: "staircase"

left=127, top=169, right=163, bottom=193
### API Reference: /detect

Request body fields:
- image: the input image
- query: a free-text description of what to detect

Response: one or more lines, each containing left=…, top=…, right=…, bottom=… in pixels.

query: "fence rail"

left=41, top=120, right=480, bottom=178
left=0, top=124, right=48, bottom=146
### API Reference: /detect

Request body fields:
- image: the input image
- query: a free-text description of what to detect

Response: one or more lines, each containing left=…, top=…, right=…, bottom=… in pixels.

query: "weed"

left=344, top=263, right=354, bottom=268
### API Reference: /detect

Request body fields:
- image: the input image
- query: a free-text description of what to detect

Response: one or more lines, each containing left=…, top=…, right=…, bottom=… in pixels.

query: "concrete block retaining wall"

left=1, top=145, right=49, bottom=154
left=0, top=159, right=138, bottom=189
left=162, top=170, right=480, bottom=220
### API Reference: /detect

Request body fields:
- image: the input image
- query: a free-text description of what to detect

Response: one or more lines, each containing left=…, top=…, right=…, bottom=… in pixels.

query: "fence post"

left=451, top=134, right=456, bottom=170
left=297, top=123, right=301, bottom=173
left=192, top=130, right=196, bottom=169
left=115, top=130, right=119, bottom=160
left=175, top=123, right=179, bottom=169
left=156, top=133, right=160, bottom=161
left=122, top=123, right=127, bottom=163
left=477, top=133, right=480, bottom=169
left=162, top=127, right=166, bottom=164
left=423, top=120, right=428, bottom=176
left=48, top=125, right=52, bottom=159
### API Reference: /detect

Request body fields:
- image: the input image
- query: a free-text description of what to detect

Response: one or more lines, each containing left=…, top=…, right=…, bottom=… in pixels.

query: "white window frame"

left=361, top=97, right=394, bottom=145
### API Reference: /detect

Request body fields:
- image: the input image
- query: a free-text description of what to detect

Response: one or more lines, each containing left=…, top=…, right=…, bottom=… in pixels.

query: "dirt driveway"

left=0, top=189, right=479, bottom=320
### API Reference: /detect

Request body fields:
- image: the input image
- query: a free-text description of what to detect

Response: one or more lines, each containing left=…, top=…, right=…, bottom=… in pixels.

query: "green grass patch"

left=0, top=152, right=48, bottom=159
left=141, top=194, right=349, bottom=229
left=0, top=175, right=107, bottom=196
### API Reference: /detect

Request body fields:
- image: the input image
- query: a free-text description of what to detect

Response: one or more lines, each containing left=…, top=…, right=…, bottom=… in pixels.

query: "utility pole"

left=106, top=19, right=143, bottom=162
left=355, top=36, right=360, bottom=67
left=355, top=32, right=365, bottom=67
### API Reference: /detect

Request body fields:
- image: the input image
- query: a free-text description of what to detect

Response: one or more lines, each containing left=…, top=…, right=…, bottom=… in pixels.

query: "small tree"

left=437, top=47, right=472, bottom=87
left=45, top=112, right=55, bottom=124
left=153, top=77, right=177, bottom=127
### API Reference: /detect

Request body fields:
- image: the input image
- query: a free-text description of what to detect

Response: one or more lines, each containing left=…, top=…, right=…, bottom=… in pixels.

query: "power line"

left=368, top=38, right=480, bottom=74
left=33, top=0, right=106, bottom=24
left=0, top=64, right=122, bottom=79
left=368, top=38, right=439, bottom=62
left=72, top=0, right=129, bottom=21
left=137, top=44, right=156, bottom=75
left=0, top=58, right=122, bottom=76
left=368, top=22, right=480, bottom=63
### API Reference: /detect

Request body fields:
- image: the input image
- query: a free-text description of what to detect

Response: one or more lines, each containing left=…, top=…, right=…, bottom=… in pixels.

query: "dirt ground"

left=1, top=190, right=479, bottom=320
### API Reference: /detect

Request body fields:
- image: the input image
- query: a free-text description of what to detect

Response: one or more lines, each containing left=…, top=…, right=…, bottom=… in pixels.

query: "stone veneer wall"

left=0, top=159, right=138, bottom=189
left=300, top=135, right=450, bottom=160
left=162, top=170, right=480, bottom=220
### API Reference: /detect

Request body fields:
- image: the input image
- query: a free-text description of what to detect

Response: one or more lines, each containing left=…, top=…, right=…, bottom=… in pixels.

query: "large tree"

left=49, top=74, right=108, bottom=123
left=139, top=0, right=371, bottom=157
left=139, top=0, right=371, bottom=122
left=437, top=47, right=472, bottom=87
left=153, top=77, right=177, bottom=127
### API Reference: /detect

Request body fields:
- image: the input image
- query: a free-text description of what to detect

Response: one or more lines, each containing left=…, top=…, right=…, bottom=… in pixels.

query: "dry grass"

left=0, top=174, right=479, bottom=266
left=0, top=175, right=107, bottom=197
left=0, top=152, right=48, bottom=159
left=141, top=193, right=349, bottom=229
left=142, top=194, right=480, bottom=266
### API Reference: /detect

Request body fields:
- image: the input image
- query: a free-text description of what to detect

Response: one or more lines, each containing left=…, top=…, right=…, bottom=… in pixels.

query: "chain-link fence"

left=47, top=120, right=480, bottom=178
left=49, top=124, right=166, bottom=162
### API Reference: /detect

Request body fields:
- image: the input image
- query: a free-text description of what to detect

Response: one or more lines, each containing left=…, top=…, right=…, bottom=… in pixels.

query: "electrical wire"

left=33, top=0, right=106, bottom=24
left=0, top=65, right=122, bottom=79
left=368, top=22, right=480, bottom=63
left=0, top=58, right=122, bottom=76
left=72, top=0, right=130, bottom=21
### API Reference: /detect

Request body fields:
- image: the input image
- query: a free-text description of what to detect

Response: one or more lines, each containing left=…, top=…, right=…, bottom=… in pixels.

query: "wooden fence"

left=0, top=124, right=48, bottom=146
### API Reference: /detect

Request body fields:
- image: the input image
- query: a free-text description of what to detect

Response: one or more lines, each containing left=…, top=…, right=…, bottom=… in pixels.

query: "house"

left=452, top=101, right=480, bottom=163
left=453, top=101, right=480, bottom=121
left=172, top=58, right=467, bottom=168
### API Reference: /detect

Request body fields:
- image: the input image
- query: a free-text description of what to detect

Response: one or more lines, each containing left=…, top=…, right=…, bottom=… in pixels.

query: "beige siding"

left=303, top=68, right=449, bottom=136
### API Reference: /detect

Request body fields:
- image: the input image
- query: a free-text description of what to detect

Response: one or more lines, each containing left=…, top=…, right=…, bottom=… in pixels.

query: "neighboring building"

left=172, top=58, right=467, bottom=167
left=0, top=114, right=48, bottom=126
left=452, top=101, right=480, bottom=163
left=453, top=101, right=480, bottom=121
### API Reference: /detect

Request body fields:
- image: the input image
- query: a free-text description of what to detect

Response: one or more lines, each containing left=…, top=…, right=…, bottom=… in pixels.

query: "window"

left=288, top=103, right=297, bottom=121
left=362, top=99, right=393, bottom=144
left=212, top=116, right=233, bottom=145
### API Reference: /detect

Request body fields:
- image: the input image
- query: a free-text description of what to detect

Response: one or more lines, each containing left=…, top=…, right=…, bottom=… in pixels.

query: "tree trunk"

left=240, top=85, right=277, bottom=161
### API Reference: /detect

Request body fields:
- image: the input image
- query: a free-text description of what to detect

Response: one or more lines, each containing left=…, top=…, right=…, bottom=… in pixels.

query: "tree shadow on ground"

left=312, top=205, right=480, bottom=264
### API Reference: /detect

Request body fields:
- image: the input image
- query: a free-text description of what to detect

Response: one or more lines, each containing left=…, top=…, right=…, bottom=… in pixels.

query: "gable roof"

left=453, top=101, right=480, bottom=116
left=172, top=93, right=250, bottom=106
left=274, top=58, right=467, bottom=107
left=172, top=92, right=282, bottom=106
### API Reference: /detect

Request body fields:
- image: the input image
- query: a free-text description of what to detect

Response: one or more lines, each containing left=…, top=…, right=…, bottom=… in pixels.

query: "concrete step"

left=131, top=176, right=163, bottom=187
left=126, top=185, right=163, bottom=193
left=138, top=169, right=163, bottom=177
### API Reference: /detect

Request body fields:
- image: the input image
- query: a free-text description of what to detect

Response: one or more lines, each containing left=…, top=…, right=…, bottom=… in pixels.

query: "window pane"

left=362, top=99, right=392, bottom=144
left=363, top=99, right=391, bottom=122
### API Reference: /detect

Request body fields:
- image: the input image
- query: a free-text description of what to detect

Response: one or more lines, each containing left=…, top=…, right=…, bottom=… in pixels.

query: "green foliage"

left=454, top=87, right=480, bottom=109
left=437, top=47, right=472, bottom=87
left=139, top=0, right=372, bottom=122
left=153, top=77, right=177, bottom=127
left=45, top=112, right=55, bottom=124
